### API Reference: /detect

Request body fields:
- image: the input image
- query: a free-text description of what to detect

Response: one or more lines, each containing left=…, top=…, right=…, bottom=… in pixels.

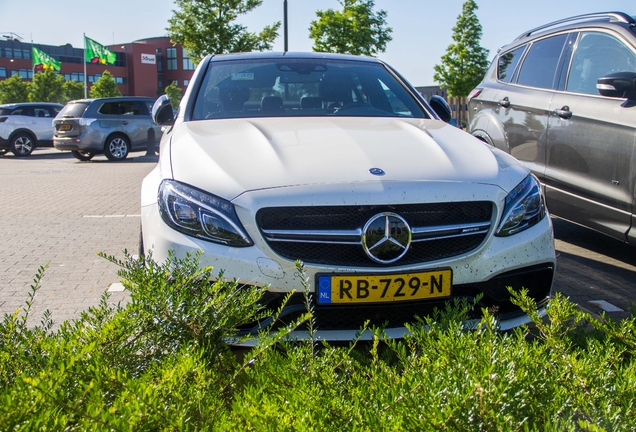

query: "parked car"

left=142, top=52, right=556, bottom=342
left=468, top=12, right=636, bottom=245
left=53, top=96, right=162, bottom=161
left=0, top=102, right=63, bottom=156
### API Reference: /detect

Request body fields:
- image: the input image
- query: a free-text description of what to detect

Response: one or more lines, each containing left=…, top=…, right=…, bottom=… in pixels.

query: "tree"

left=433, top=0, right=489, bottom=97
left=165, top=82, right=183, bottom=108
left=29, top=69, right=65, bottom=103
left=309, top=0, right=392, bottom=57
left=89, top=71, right=121, bottom=98
left=0, top=74, right=30, bottom=104
left=63, top=80, right=85, bottom=102
left=167, top=0, right=280, bottom=62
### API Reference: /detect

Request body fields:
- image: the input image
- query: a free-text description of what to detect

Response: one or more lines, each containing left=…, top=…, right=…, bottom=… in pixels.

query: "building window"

left=184, top=79, right=190, bottom=87
left=13, top=49, right=22, bottom=59
left=23, top=49, right=30, bottom=60
left=0, top=67, right=6, bottom=78
left=5, top=48, right=13, bottom=58
left=183, top=48, right=195, bottom=70
left=166, top=48, right=177, bottom=70
left=17, top=68, right=32, bottom=79
left=115, top=77, right=124, bottom=84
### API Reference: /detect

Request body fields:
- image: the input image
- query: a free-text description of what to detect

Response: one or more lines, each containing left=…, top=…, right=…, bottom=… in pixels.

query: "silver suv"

left=0, top=102, right=63, bottom=157
left=468, top=12, right=636, bottom=245
left=53, top=97, right=162, bottom=161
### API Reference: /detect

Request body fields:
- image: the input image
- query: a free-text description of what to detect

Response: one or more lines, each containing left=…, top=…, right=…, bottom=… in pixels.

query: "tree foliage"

left=165, top=82, right=183, bottom=108
left=29, top=69, right=65, bottom=103
left=0, top=74, right=30, bottom=104
left=63, top=80, right=85, bottom=102
left=309, top=0, right=392, bottom=57
left=434, top=0, right=490, bottom=97
left=167, top=0, right=280, bottom=62
left=89, top=71, right=121, bottom=99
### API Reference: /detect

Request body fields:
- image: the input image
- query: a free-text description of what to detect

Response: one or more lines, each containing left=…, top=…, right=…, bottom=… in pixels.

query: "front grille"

left=256, top=202, right=493, bottom=267
left=238, top=264, right=554, bottom=334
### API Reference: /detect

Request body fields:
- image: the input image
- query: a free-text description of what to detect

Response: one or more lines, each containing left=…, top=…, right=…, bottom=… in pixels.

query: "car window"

left=58, top=102, right=89, bottom=118
left=98, top=102, right=122, bottom=115
left=517, top=34, right=568, bottom=89
left=192, top=58, right=427, bottom=120
left=10, top=107, right=35, bottom=117
left=34, top=107, right=54, bottom=118
left=120, top=101, right=145, bottom=116
left=566, top=32, right=636, bottom=95
left=498, top=45, right=527, bottom=83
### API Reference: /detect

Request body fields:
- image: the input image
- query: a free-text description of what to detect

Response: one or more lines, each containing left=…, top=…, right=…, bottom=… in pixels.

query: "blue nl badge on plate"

left=317, top=276, right=332, bottom=304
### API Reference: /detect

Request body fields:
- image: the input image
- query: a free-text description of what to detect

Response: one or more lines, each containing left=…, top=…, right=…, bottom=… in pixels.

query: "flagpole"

left=83, top=33, right=87, bottom=99
left=31, top=38, right=34, bottom=80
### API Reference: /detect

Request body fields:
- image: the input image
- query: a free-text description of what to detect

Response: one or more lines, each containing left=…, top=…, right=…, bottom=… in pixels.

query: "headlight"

left=158, top=180, right=253, bottom=246
left=496, top=174, right=546, bottom=236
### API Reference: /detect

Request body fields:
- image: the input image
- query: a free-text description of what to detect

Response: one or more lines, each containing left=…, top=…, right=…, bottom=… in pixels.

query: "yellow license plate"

left=316, top=269, right=452, bottom=304
left=59, top=124, right=71, bottom=131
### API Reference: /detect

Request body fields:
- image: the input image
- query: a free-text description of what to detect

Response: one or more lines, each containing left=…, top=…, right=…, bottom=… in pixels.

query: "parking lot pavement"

left=1, top=149, right=635, bottom=326
left=0, top=149, right=156, bottom=324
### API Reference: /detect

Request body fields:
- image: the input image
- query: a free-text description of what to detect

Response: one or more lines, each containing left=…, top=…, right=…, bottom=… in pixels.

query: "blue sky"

left=0, top=0, right=633, bottom=86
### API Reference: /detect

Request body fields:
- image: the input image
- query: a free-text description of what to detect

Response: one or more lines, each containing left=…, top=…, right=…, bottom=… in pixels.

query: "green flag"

left=85, top=36, right=117, bottom=65
left=32, top=46, right=61, bottom=71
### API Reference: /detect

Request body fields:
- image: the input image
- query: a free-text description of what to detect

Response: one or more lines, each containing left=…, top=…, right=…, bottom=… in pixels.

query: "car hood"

left=168, top=117, right=527, bottom=201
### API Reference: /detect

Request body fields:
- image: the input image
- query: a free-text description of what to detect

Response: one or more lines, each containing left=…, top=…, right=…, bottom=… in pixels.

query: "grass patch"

left=1, top=252, right=635, bottom=430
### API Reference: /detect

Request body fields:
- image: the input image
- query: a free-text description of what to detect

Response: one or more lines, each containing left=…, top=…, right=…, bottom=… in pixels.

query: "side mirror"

left=152, top=94, right=175, bottom=126
left=597, top=72, right=636, bottom=100
left=429, top=95, right=452, bottom=123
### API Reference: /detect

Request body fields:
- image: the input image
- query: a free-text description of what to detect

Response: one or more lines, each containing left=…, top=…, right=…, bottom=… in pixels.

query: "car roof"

left=499, top=11, right=636, bottom=53
left=0, top=102, right=64, bottom=108
left=208, top=51, right=380, bottom=64
left=67, top=96, right=155, bottom=104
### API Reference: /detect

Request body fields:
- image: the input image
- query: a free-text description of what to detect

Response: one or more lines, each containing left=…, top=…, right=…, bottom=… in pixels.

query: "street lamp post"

left=284, top=0, right=288, bottom=52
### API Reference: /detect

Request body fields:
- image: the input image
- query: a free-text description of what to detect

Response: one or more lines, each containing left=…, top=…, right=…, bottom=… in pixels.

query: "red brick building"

left=0, top=36, right=195, bottom=98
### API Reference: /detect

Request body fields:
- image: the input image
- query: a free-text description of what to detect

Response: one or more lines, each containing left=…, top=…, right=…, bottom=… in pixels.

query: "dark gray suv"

left=53, top=96, right=161, bottom=161
left=468, top=12, right=636, bottom=245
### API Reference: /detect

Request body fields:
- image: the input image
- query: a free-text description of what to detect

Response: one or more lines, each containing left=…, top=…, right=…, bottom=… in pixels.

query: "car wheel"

left=10, top=132, right=35, bottom=157
left=71, top=150, right=95, bottom=161
left=104, top=135, right=130, bottom=161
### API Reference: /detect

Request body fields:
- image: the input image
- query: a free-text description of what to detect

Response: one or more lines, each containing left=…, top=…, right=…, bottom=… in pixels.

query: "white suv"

left=143, top=52, right=556, bottom=342
left=0, top=102, right=63, bottom=156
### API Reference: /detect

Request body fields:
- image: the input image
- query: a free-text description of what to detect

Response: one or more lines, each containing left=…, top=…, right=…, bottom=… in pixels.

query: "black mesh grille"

left=256, top=202, right=493, bottom=267
left=238, top=264, right=554, bottom=334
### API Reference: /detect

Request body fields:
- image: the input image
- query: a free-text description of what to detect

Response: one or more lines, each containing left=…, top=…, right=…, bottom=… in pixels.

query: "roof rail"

left=515, top=12, right=636, bottom=40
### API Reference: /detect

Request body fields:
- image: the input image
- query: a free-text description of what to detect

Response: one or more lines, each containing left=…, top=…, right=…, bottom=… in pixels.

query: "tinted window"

left=98, top=102, right=122, bottom=115
left=11, top=107, right=35, bottom=117
left=58, top=102, right=89, bottom=118
left=498, top=45, right=527, bottom=83
left=119, top=101, right=145, bottom=116
left=192, top=59, right=426, bottom=120
left=517, top=34, right=567, bottom=89
left=566, top=32, right=636, bottom=95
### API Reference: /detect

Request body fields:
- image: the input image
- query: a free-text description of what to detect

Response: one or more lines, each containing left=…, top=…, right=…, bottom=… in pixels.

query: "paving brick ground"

left=1, top=149, right=634, bottom=326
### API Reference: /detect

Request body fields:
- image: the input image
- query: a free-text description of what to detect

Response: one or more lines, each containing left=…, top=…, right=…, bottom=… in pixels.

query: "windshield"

left=192, top=58, right=427, bottom=120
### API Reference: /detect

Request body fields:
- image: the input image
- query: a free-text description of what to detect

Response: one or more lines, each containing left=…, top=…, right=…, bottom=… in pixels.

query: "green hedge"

left=1, top=252, right=635, bottom=431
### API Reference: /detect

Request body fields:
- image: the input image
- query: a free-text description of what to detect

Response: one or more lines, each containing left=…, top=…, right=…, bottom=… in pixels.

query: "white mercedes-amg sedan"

left=142, top=52, right=555, bottom=341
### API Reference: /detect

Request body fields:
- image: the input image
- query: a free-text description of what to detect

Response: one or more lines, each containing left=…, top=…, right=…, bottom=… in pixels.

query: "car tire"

left=71, top=150, right=95, bottom=161
left=10, top=132, right=35, bottom=157
left=104, top=134, right=130, bottom=161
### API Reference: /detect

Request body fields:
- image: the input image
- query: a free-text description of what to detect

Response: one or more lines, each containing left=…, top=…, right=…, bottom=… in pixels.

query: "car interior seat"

left=261, top=96, right=284, bottom=114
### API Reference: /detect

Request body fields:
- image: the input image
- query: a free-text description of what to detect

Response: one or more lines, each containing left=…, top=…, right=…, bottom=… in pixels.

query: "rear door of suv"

left=117, top=100, right=153, bottom=150
left=545, top=30, right=636, bottom=241
left=489, top=34, right=570, bottom=178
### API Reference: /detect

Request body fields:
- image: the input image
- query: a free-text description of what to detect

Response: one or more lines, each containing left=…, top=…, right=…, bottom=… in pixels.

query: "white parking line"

left=107, top=282, right=126, bottom=292
left=83, top=215, right=141, bottom=218
left=588, top=300, right=624, bottom=312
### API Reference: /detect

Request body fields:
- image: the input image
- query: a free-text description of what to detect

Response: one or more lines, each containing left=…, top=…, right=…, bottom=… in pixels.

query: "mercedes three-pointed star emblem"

left=362, top=212, right=412, bottom=264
